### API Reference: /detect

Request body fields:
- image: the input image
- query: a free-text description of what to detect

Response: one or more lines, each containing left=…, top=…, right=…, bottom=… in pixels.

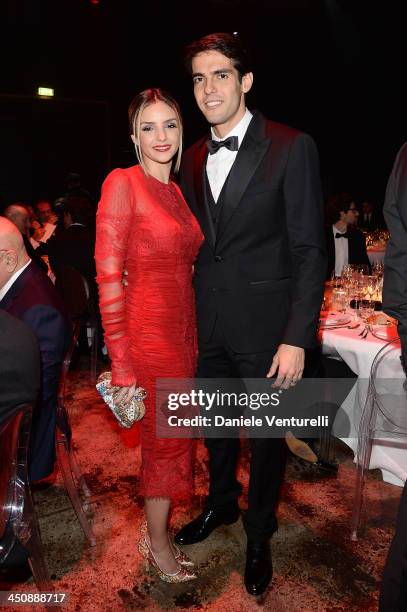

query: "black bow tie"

left=206, top=135, right=239, bottom=155
left=335, top=232, right=349, bottom=239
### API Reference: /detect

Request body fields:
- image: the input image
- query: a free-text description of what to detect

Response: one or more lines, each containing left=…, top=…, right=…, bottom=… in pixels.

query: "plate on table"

left=368, top=313, right=399, bottom=340
left=319, top=311, right=351, bottom=328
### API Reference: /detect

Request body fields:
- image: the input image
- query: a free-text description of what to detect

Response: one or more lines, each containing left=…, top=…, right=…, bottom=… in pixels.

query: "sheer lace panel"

left=95, top=169, right=136, bottom=386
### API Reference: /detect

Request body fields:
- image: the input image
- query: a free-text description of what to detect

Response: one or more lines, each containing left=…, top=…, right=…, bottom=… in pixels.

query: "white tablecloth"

left=367, top=246, right=386, bottom=265
left=321, top=322, right=406, bottom=486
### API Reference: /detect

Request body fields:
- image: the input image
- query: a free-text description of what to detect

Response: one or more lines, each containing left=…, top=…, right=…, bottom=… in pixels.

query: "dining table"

left=320, top=314, right=406, bottom=486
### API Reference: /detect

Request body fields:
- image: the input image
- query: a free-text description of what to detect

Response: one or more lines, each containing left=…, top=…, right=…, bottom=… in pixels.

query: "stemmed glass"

left=356, top=264, right=369, bottom=276
left=359, top=298, right=375, bottom=323
left=372, top=261, right=384, bottom=279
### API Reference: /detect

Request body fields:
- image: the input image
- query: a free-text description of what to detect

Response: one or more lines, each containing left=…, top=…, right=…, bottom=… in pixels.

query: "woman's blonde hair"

left=128, top=88, right=183, bottom=175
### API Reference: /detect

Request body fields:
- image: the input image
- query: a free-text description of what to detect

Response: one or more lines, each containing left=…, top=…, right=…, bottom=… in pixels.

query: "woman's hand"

left=115, top=384, right=136, bottom=405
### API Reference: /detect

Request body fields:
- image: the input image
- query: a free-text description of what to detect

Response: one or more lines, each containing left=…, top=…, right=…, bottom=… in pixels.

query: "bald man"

left=0, top=217, right=71, bottom=481
left=3, top=203, right=31, bottom=235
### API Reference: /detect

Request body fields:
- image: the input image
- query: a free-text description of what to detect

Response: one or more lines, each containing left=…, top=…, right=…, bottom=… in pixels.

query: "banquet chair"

left=0, top=404, right=53, bottom=591
left=55, top=325, right=96, bottom=546
left=351, top=339, right=406, bottom=540
left=55, top=264, right=99, bottom=382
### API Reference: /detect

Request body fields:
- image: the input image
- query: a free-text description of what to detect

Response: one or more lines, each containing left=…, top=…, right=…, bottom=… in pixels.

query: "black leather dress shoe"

left=174, top=506, right=240, bottom=545
left=244, top=540, right=273, bottom=596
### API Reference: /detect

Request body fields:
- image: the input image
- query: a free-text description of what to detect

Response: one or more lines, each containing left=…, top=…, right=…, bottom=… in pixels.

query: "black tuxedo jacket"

left=325, top=226, right=371, bottom=279
left=0, top=262, right=72, bottom=479
left=47, top=224, right=96, bottom=283
left=383, top=142, right=407, bottom=344
left=180, top=111, right=326, bottom=352
left=0, top=310, right=40, bottom=426
left=358, top=210, right=384, bottom=231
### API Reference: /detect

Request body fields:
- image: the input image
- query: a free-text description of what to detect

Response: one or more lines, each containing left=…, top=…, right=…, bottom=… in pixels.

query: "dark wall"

left=0, top=96, right=109, bottom=208
left=1, top=0, right=406, bottom=208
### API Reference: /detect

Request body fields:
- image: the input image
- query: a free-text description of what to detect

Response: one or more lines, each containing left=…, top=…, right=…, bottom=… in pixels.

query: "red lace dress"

left=95, top=165, right=203, bottom=501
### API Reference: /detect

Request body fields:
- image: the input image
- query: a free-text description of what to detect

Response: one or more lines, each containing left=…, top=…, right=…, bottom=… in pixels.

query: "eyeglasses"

left=348, top=207, right=358, bottom=212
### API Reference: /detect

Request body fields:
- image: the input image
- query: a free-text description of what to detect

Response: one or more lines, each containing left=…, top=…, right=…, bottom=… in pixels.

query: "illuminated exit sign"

left=37, top=87, right=54, bottom=97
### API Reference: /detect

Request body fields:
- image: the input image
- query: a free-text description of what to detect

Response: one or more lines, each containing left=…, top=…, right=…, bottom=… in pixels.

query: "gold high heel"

left=140, top=521, right=195, bottom=568
left=168, top=532, right=195, bottom=568
left=137, top=534, right=197, bottom=583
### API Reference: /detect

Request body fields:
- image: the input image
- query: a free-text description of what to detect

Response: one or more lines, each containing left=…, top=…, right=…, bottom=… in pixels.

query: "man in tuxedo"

left=0, top=217, right=71, bottom=482
left=47, top=196, right=96, bottom=284
left=380, top=142, right=407, bottom=611
left=0, top=310, right=40, bottom=426
left=175, top=32, right=326, bottom=596
left=47, top=196, right=103, bottom=358
left=324, top=192, right=371, bottom=278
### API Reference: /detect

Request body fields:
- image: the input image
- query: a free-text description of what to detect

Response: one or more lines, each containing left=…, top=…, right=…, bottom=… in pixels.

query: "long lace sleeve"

left=95, top=169, right=136, bottom=386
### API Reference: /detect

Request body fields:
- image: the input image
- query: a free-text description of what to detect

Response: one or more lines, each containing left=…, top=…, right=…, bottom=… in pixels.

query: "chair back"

left=370, top=339, right=407, bottom=436
left=0, top=404, right=32, bottom=563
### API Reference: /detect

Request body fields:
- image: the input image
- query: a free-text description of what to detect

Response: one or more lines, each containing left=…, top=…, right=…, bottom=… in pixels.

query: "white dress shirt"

left=0, top=259, right=31, bottom=302
left=333, top=225, right=349, bottom=277
left=206, top=108, right=253, bottom=203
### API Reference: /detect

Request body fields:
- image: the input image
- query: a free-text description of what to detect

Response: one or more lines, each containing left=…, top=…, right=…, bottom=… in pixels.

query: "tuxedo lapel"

left=347, top=232, right=358, bottom=262
left=193, top=139, right=216, bottom=249
left=216, top=113, right=271, bottom=246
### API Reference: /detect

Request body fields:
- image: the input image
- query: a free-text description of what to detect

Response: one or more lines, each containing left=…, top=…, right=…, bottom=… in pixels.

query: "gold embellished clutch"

left=96, top=371, right=147, bottom=428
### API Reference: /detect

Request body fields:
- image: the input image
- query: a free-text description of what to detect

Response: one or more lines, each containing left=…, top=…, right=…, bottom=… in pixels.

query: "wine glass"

left=356, top=264, right=369, bottom=277
left=372, top=261, right=384, bottom=278
left=364, top=276, right=377, bottom=300
left=330, top=270, right=343, bottom=289
left=359, top=298, right=375, bottom=323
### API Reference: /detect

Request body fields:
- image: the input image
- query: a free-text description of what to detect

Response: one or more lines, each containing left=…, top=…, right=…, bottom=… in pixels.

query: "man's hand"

left=267, top=344, right=305, bottom=389
left=32, top=221, right=45, bottom=242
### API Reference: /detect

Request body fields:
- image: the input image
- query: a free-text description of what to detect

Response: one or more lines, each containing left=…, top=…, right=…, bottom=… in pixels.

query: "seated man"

left=0, top=310, right=40, bottom=426
left=0, top=217, right=71, bottom=482
left=30, top=200, right=58, bottom=250
left=0, top=311, right=41, bottom=582
left=3, top=203, right=48, bottom=273
left=324, top=192, right=371, bottom=278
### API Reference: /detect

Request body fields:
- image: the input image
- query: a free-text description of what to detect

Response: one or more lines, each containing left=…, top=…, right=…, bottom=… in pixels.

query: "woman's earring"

left=131, top=135, right=139, bottom=152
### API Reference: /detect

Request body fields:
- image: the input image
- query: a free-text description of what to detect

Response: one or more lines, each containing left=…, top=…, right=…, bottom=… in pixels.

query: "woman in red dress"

left=95, top=89, right=203, bottom=582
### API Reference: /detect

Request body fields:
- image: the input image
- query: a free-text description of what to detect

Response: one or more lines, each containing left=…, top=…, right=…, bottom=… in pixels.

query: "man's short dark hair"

left=65, top=197, right=93, bottom=226
left=325, top=193, right=355, bottom=225
left=184, top=32, right=253, bottom=80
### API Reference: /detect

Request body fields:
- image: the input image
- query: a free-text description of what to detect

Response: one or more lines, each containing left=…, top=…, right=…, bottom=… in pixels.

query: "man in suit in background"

left=175, top=32, right=326, bottom=596
left=358, top=199, right=384, bottom=231
left=0, top=310, right=40, bottom=426
left=3, top=203, right=48, bottom=273
left=324, top=192, right=371, bottom=278
left=0, top=217, right=71, bottom=482
left=380, top=142, right=407, bottom=611
left=47, top=196, right=96, bottom=284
